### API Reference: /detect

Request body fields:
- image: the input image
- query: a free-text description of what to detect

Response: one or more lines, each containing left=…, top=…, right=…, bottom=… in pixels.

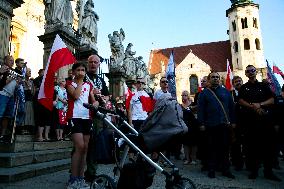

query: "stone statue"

left=122, top=43, right=137, bottom=78
left=136, top=56, right=148, bottom=78
left=108, top=28, right=125, bottom=71
left=77, top=0, right=99, bottom=49
left=44, top=0, right=74, bottom=28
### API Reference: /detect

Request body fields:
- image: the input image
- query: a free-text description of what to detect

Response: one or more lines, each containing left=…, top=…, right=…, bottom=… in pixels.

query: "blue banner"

left=266, top=60, right=281, bottom=96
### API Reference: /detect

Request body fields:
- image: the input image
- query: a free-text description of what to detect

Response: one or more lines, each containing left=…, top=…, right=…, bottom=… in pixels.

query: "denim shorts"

left=0, top=94, right=15, bottom=118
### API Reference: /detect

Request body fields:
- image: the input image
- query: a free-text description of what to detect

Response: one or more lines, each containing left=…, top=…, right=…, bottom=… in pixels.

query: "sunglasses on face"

left=245, top=69, right=256, bottom=73
left=136, top=81, right=145, bottom=84
left=161, top=80, right=168, bottom=84
left=181, top=94, right=188, bottom=96
left=210, top=76, right=220, bottom=79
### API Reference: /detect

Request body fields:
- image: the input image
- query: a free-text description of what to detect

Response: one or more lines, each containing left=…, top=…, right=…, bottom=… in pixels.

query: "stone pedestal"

left=76, top=46, right=99, bottom=64
left=108, top=72, right=128, bottom=98
left=0, top=0, right=23, bottom=62
left=38, top=27, right=79, bottom=79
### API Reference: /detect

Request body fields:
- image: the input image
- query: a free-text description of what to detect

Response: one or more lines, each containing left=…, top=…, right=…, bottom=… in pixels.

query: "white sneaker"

left=66, top=180, right=81, bottom=189
left=190, top=160, right=197, bottom=165
left=78, top=179, right=90, bottom=189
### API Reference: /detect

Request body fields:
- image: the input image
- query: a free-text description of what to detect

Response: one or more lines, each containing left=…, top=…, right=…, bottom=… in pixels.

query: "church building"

left=148, top=0, right=267, bottom=102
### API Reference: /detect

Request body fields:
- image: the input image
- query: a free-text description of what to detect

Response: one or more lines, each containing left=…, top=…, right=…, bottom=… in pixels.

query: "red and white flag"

left=123, top=82, right=134, bottom=110
left=38, top=34, right=76, bottom=111
left=225, top=60, right=233, bottom=90
left=273, top=64, right=284, bottom=79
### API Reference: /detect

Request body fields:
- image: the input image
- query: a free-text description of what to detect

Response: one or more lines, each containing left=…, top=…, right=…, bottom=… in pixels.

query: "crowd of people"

left=0, top=54, right=284, bottom=188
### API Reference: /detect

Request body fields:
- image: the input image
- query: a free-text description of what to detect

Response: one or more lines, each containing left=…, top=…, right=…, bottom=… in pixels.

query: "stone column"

left=38, top=27, right=79, bottom=79
left=0, top=0, right=24, bottom=62
left=108, top=71, right=128, bottom=98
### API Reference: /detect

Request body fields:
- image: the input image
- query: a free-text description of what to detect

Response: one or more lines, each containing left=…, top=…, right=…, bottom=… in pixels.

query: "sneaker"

left=190, top=160, right=197, bottom=165
left=222, top=171, right=235, bottom=179
left=66, top=180, right=80, bottom=189
left=78, top=179, right=90, bottom=189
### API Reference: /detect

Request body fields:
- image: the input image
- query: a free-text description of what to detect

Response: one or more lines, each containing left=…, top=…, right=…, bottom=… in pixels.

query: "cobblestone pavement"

left=0, top=159, right=284, bottom=189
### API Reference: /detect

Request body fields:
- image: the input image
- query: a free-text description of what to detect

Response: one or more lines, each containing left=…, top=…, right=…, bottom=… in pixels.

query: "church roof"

left=148, top=40, right=232, bottom=75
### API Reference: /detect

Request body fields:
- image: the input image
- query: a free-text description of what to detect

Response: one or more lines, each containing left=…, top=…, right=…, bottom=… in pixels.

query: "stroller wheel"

left=91, top=174, right=116, bottom=189
left=172, top=177, right=196, bottom=189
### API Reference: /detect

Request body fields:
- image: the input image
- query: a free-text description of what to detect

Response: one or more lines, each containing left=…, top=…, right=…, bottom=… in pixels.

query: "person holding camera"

left=0, top=55, right=17, bottom=141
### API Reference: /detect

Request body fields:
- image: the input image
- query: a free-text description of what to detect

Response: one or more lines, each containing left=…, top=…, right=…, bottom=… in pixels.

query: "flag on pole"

left=266, top=60, right=281, bottom=96
left=273, top=64, right=284, bottom=80
left=225, top=59, right=233, bottom=90
left=166, top=51, right=176, bottom=98
left=38, top=34, right=76, bottom=111
left=124, top=82, right=134, bottom=110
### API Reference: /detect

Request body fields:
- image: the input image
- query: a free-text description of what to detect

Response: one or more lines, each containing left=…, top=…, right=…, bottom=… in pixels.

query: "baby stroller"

left=83, top=97, right=196, bottom=189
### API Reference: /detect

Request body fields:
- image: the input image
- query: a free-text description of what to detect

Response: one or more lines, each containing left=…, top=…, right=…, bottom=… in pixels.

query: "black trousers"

left=206, top=124, right=230, bottom=172
left=244, top=114, right=276, bottom=174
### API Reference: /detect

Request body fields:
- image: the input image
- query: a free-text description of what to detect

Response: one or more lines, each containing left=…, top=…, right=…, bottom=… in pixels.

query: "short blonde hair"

left=181, top=90, right=190, bottom=100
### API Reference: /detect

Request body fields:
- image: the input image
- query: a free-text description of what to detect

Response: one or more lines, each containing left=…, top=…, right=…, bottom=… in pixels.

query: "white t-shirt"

left=153, top=89, right=171, bottom=100
left=130, top=90, right=148, bottom=120
left=67, top=82, right=92, bottom=119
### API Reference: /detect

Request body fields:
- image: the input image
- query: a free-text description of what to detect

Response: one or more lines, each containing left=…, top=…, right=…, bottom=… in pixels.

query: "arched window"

left=241, top=17, right=248, bottom=29
left=253, top=17, right=258, bottom=28
left=244, top=38, right=250, bottom=50
left=255, top=38, right=261, bottom=50
left=232, top=20, right=236, bottom=31
left=189, top=75, right=198, bottom=95
left=234, top=41, right=238, bottom=53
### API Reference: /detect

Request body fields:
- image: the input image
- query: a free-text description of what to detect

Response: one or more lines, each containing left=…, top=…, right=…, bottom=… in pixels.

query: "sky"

left=95, top=0, right=284, bottom=85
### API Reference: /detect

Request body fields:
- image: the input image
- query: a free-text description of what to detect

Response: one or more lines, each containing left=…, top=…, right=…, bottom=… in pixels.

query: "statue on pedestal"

left=44, top=0, right=74, bottom=29
left=135, top=56, right=148, bottom=79
left=122, top=43, right=137, bottom=79
left=76, top=0, right=99, bottom=49
left=108, top=28, right=125, bottom=71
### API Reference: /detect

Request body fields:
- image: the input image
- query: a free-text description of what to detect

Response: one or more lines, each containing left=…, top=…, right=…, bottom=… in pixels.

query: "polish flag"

left=38, top=35, right=76, bottom=111
left=225, top=60, right=233, bottom=90
left=124, top=82, right=134, bottom=110
left=140, top=93, right=154, bottom=112
left=273, top=64, right=284, bottom=79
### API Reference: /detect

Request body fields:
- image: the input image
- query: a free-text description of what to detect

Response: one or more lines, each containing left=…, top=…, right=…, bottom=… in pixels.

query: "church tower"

left=226, top=0, right=266, bottom=79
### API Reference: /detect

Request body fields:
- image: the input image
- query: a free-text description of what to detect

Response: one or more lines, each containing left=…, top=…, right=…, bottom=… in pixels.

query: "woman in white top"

left=66, top=63, right=97, bottom=189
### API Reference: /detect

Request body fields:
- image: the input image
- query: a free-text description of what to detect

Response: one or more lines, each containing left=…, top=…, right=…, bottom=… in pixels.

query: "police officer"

left=238, top=65, right=281, bottom=181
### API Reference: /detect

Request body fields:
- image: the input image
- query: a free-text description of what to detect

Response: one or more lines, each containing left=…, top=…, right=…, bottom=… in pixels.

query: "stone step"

left=0, top=158, right=71, bottom=183
left=0, top=140, right=73, bottom=152
left=0, top=148, right=72, bottom=168
left=15, top=135, right=34, bottom=142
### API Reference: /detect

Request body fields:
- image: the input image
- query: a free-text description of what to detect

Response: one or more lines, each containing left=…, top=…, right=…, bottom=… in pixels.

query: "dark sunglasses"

left=161, top=80, right=169, bottom=84
left=136, top=81, right=145, bottom=84
left=245, top=69, right=256, bottom=73
left=210, top=76, right=220, bottom=79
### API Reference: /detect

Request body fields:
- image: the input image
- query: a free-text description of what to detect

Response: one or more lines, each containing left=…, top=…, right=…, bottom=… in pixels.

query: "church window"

left=244, top=38, right=250, bottom=50
left=190, top=64, right=193, bottom=68
left=253, top=18, right=258, bottom=28
left=232, top=20, right=236, bottom=31
left=241, top=17, right=248, bottom=29
left=255, top=38, right=261, bottom=50
left=189, top=75, right=198, bottom=95
left=234, top=41, right=238, bottom=53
